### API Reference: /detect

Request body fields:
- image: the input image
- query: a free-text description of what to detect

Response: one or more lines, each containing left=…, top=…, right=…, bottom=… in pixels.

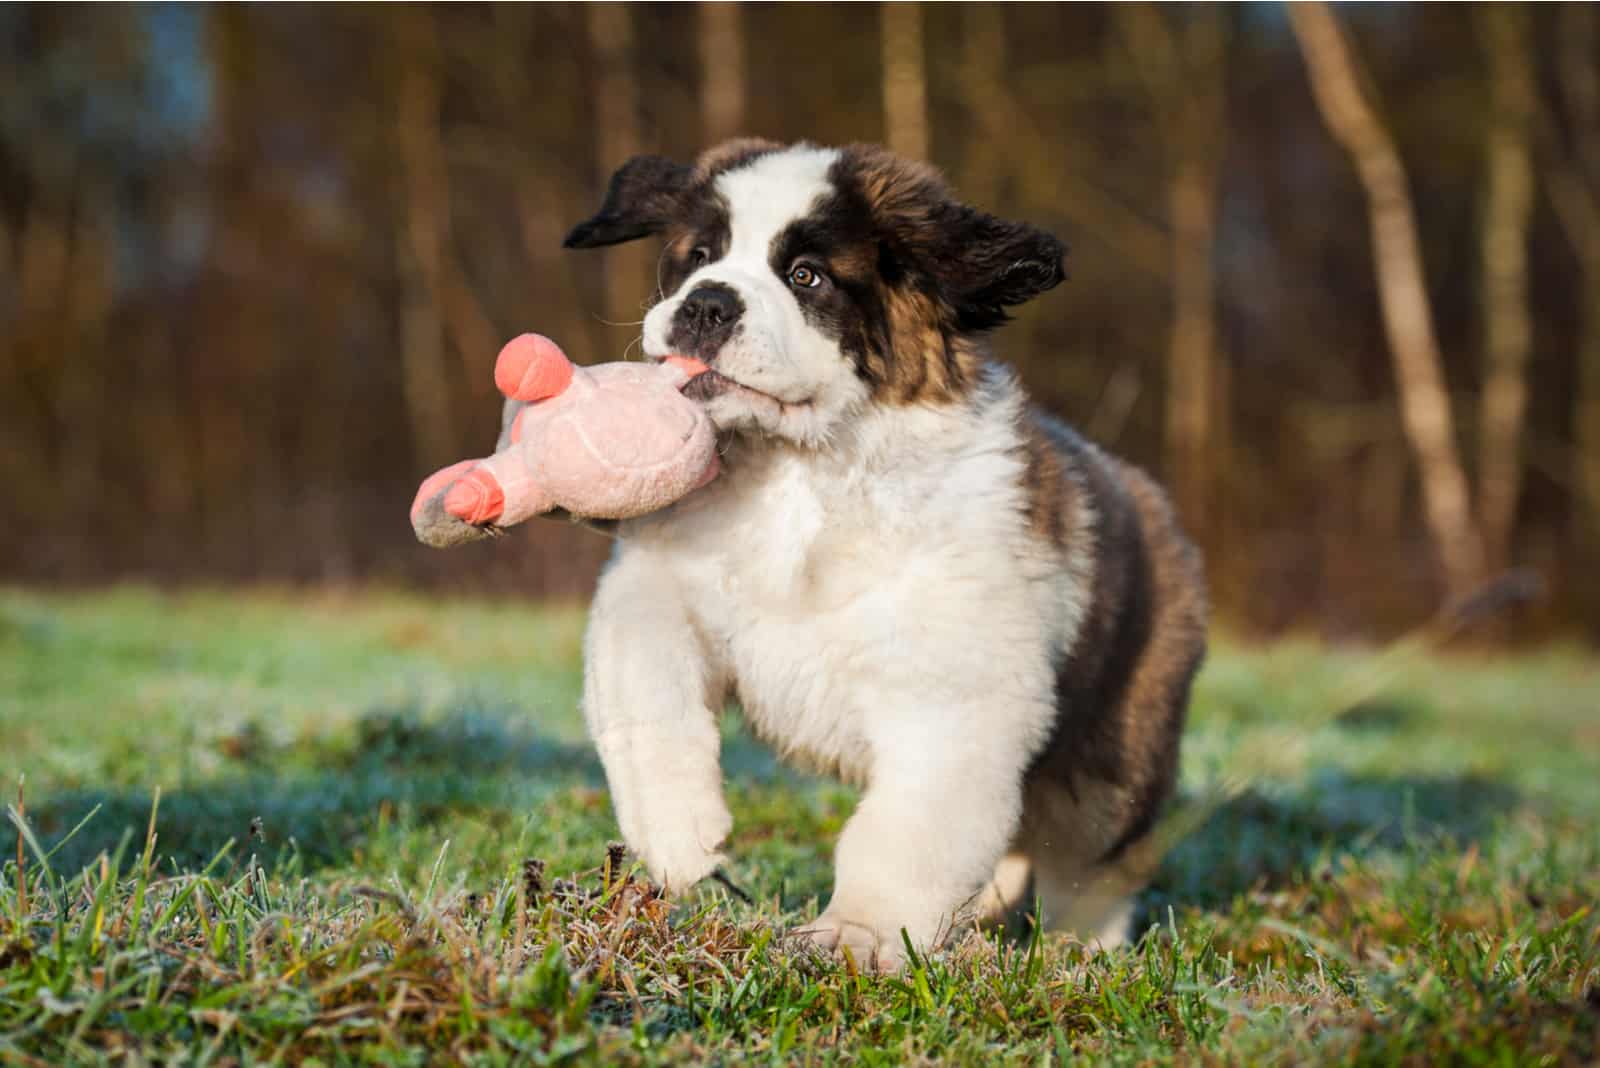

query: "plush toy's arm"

left=411, top=400, right=550, bottom=548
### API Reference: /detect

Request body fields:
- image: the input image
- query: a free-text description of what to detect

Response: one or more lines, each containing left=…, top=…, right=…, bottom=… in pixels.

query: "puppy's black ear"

left=932, top=208, right=1066, bottom=332
left=563, top=156, right=692, bottom=249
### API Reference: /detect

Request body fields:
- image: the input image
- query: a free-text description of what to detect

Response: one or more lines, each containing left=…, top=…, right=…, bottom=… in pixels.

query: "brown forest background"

left=2, top=3, right=1598, bottom=640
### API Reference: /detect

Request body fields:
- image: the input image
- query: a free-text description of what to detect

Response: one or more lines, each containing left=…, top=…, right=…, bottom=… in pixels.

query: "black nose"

left=680, top=284, right=742, bottom=332
left=670, top=283, right=743, bottom=357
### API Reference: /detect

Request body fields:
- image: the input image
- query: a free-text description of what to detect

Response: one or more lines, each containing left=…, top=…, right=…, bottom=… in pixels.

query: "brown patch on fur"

left=1097, top=460, right=1208, bottom=859
left=874, top=288, right=980, bottom=404
left=1016, top=414, right=1075, bottom=548
left=1022, top=419, right=1208, bottom=864
left=693, top=138, right=785, bottom=181
left=844, top=148, right=947, bottom=225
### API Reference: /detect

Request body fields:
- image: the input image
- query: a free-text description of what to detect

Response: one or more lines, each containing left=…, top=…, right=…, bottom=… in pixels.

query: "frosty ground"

left=2, top=589, right=1596, bottom=1063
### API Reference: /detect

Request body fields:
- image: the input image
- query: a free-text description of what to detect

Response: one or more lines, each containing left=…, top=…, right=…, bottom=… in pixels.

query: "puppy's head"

left=565, top=140, right=1066, bottom=445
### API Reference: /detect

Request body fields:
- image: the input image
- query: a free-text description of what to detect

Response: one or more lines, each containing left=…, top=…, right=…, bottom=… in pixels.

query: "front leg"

left=583, top=551, right=731, bottom=892
left=799, top=705, right=1041, bottom=971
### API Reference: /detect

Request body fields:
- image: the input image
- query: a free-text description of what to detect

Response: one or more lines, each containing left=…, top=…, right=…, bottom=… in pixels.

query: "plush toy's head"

left=508, top=342, right=721, bottom=519
left=411, top=335, right=720, bottom=547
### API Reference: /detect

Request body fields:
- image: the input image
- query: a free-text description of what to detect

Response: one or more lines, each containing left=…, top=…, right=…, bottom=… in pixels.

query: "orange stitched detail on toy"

left=444, top=466, right=506, bottom=525
left=496, top=334, right=574, bottom=403
left=412, top=459, right=482, bottom=520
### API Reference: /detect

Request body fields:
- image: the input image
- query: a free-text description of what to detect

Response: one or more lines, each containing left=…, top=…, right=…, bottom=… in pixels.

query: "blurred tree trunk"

left=198, top=3, right=263, bottom=562
left=586, top=3, right=650, bottom=323
left=396, top=8, right=497, bottom=413
left=1118, top=3, right=1227, bottom=543
left=955, top=17, right=1167, bottom=275
left=1544, top=3, right=1600, bottom=628
left=393, top=10, right=459, bottom=465
left=481, top=6, right=590, bottom=357
left=12, top=182, right=71, bottom=493
left=1475, top=5, right=1536, bottom=578
left=881, top=2, right=928, bottom=160
left=959, top=6, right=1004, bottom=206
left=1289, top=1, right=1485, bottom=599
left=56, top=184, right=112, bottom=514
left=699, top=3, right=746, bottom=144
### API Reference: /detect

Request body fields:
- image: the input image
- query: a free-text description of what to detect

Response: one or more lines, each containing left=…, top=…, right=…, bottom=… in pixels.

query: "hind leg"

left=971, top=849, right=1033, bottom=929
left=1018, top=778, right=1156, bottom=950
left=1029, top=849, right=1138, bottom=949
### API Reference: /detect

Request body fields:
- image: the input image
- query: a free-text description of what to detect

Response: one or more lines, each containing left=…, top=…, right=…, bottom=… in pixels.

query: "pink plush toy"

left=411, top=334, right=719, bottom=547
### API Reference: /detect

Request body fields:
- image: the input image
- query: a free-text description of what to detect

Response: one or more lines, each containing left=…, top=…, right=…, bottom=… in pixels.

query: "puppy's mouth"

left=680, top=368, right=749, bottom=403
left=656, top=355, right=810, bottom=410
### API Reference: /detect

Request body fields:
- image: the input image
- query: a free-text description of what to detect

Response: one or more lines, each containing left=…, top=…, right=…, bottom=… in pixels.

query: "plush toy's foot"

left=443, top=465, right=506, bottom=525
left=411, top=459, right=481, bottom=522
left=412, top=459, right=498, bottom=549
left=495, top=334, right=574, bottom=403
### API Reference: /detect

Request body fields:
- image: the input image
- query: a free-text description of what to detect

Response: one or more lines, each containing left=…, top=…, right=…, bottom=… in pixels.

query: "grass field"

left=1, top=587, right=1597, bottom=1064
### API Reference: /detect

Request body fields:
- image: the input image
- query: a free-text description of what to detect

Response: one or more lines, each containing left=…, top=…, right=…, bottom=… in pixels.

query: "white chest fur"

left=615, top=380, right=1065, bottom=783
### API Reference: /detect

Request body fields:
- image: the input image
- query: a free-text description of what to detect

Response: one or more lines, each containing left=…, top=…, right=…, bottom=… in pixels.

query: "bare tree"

left=586, top=3, right=650, bottom=328
left=881, top=2, right=928, bottom=161
left=1288, top=1, right=1485, bottom=597
left=1542, top=4, right=1600, bottom=618
left=1475, top=5, right=1536, bottom=578
left=396, top=7, right=498, bottom=413
left=55, top=183, right=112, bottom=511
left=481, top=5, right=592, bottom=355
left=955, top=20, right=1168, bottom=277
left=699, top=3, right=746, bottom=144
left=393, top=10, right=458, bottom=463
left=1118, top=3, right=1228, bottom=541
left=958, top=7, right=1005, bottom=207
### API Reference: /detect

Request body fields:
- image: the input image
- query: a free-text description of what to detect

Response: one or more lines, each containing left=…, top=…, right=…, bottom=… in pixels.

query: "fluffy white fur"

left=585, top=147, right=1108, bottom=970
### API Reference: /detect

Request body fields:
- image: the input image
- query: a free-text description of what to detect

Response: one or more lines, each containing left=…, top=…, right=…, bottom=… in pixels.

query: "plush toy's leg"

left=412, top=459, right=497, bottom=548
left=442, top=449, right=554, bottom=527
left=584, top=552, right=732, bottom=894
left=494, top=333, right=574, bottom=403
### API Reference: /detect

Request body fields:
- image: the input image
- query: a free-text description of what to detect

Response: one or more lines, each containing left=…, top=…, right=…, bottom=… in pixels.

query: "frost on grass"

left=3, top=789, right=1598, bottom=1065
left=3, top=592, right=1599, bottom=1063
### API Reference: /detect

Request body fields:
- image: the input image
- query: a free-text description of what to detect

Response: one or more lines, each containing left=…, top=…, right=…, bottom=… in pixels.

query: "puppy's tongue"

left=662, top=355, right=711, bottom=378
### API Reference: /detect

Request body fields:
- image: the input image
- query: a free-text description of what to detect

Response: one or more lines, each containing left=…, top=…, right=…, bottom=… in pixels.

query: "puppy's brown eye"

left=689, top=246, right=711, bottom=267
left=788, top=264, right=823, bottom=289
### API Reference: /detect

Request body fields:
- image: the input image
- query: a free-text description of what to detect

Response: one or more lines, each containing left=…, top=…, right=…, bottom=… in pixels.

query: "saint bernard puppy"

left=559, top=139, right=1207, bottom=971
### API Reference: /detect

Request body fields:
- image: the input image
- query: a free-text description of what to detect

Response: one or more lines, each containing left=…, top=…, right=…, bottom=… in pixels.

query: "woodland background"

left=2, top=3, right=1597, bottom=640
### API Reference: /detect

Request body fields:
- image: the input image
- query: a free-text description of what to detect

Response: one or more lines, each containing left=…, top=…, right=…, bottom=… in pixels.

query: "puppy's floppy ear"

left=931, top=208, right=1066, bottom=332
left=845, top=145, right=1066, bottom=331
left=563, top=155, right=691, bottom=249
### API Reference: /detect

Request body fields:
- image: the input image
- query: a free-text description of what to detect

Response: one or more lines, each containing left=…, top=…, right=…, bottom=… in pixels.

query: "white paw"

left=790, top=911, right=910, bottom=974
left=633, top=795, right=732, bottom=894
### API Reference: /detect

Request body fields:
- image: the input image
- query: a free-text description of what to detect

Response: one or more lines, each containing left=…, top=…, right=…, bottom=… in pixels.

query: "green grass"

left=1, top=587, right=1597, bottom=1064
